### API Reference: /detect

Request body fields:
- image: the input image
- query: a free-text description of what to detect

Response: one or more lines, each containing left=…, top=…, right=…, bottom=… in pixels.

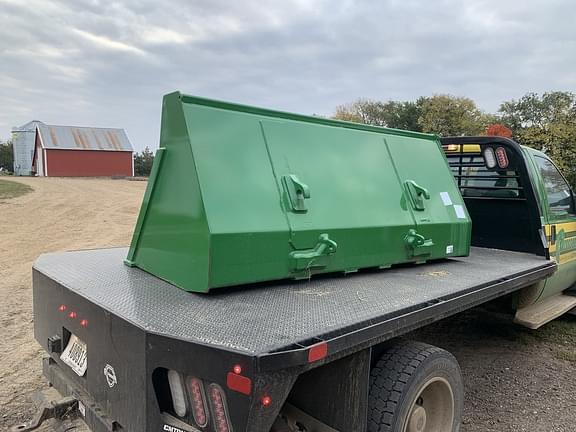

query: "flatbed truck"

left=12, top=111, right=576, bottom=432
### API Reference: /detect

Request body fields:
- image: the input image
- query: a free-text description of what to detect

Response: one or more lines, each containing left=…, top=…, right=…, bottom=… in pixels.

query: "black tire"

left=368, top=341, right=464, bottom=432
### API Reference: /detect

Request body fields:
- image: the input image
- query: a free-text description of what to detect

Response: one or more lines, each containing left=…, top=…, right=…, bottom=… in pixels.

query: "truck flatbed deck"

left=34, top=246, right=555, bottom=372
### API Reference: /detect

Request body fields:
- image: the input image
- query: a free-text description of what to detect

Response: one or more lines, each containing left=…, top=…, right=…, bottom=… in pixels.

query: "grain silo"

left=11, top=120, right=44, bottom=175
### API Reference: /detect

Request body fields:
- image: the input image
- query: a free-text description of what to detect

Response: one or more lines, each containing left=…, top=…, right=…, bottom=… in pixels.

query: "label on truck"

left=440, top=191, right=453, bottom=206
left=453, top=204, right=466, bottom=219
left=60, top=334, right=87, bottom=376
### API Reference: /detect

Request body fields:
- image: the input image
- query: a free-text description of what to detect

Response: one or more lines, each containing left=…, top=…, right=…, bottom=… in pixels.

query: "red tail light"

left=187, top=377, right=208, bottom=427
left=209, top=384, right=231, bottom=432
left=495, top=147, right=509, bottom=168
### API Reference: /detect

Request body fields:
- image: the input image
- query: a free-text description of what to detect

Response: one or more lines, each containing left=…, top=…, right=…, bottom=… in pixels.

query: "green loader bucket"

left=126, top=92, right=471, bottom=293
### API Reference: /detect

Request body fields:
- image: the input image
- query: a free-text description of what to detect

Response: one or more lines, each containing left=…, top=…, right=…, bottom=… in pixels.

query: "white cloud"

left=139, top=28, right=192, bottom=45
left=71, top=28, right=148, bottom=56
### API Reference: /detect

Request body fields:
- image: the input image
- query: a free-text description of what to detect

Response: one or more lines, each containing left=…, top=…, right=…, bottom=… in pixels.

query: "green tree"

left=418, top=95, right=495, bottom=136
left=380, top=100, right=423, bottom=131
left=499, top=92, right=576, bottom=188
left=334, top=99, right=423, bottom=131
left=333, top=95, right=495, bottom=135
left=334, top=99, right=387, bottom=126
left=134, top=147, right=155, bottom=177
left=0, top=141, right=14, bottom=173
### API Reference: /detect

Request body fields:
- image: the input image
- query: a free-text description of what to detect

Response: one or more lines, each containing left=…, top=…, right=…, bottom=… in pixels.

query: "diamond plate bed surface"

left=34, top=247, right=550, bottom=355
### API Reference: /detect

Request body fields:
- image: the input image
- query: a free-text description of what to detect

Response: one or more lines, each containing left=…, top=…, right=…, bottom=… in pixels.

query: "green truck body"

left=126, top=92, right=471, bottom=293
left=520, top=147, right=576, bottom=301
left=443, top=138, right=576, bottom=326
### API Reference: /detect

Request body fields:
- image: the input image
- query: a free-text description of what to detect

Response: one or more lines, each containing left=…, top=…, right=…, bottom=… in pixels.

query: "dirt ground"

left=0, top=177, right=146, bottom=429
left=0, top=177, right=574, bottom=431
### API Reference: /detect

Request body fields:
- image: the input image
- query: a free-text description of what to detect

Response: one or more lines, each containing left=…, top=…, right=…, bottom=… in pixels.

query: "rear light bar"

left=162, top=370, right=232, bottom=431
left=58, top=304, right=89, bottom=328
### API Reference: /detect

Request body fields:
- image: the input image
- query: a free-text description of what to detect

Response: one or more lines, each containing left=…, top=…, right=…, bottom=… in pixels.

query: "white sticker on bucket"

left=454, top=204, right=466, bottom=219
left=446, top=245, right=454, bottom=254
left=440, top=192, right=452, bottom=206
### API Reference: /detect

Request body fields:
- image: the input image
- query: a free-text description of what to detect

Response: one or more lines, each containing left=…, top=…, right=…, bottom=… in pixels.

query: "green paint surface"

left=126, top=92, right=471, bottom=292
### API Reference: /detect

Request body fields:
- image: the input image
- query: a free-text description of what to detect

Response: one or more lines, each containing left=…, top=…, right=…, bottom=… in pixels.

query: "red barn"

left=32, top=124, right=134, bottom=177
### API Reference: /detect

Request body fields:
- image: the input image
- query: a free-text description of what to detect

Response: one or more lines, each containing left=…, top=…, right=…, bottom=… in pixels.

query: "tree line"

left=0, top=141, right=13, bottom=173
left=133, top=147, right=155, bottom=177
left=334, top=91, right=576, bottom=188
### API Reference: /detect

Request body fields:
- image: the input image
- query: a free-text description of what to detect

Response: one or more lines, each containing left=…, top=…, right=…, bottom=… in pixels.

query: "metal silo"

left=11, top=120, right=44, bottom=175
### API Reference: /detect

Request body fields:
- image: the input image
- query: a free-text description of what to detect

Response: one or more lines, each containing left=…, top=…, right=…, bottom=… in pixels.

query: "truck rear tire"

left=368, top=341, right=464, bottom=432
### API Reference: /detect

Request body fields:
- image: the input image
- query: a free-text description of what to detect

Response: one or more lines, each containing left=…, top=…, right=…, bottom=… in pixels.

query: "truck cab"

left=442, top=136, right=576, bottom=327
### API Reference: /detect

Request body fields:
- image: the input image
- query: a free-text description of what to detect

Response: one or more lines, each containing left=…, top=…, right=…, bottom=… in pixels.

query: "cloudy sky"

left=0, top=0, right=574, bottom=150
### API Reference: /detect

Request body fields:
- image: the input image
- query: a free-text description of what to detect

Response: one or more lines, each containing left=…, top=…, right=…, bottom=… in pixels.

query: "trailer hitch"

left=10, top=396, right=78, bottom=432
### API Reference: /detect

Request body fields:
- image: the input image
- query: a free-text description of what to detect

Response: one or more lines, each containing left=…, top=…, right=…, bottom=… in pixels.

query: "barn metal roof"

left=37, top=124, right=133, bottom=152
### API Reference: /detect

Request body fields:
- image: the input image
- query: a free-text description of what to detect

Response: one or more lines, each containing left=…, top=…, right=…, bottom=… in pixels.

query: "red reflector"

left=261, top=395, right=272, bottom=407
left=68, top=311, right=77, bottom=319
left=226, top=372, right=252, bottom=395
left=80, top=319, right=88, bottom=327
left=58, top=304, right=67, bottom=312
left=308, top=342, right=328, bottom=363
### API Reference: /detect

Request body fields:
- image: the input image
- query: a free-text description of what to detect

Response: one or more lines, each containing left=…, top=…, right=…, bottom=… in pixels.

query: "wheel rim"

left=403, top=377, right=455, bottom=432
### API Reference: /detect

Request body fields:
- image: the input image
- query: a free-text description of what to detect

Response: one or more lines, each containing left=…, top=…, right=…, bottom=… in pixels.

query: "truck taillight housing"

left=209, top=384, right=231, bottom=432
left=154, top=368, right=235, bottom=431
left=187, top=377, right=208, bottom=427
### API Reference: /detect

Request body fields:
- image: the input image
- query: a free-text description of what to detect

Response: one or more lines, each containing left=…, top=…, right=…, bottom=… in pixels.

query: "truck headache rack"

left=444, top=141, right=526, bottom=200
left=442, top=137, right=545, bottom=255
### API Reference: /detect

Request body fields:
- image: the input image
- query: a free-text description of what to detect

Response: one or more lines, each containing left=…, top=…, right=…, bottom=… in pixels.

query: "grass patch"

left=530, top=315, right=576, bottom=344
left=519, top=315, right=576, bottom=361
left=0, top=179, right=33, bottom=200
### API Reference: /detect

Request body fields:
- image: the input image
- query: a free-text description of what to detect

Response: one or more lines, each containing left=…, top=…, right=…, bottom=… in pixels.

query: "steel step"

left=514, top=294, right=576, bottom=329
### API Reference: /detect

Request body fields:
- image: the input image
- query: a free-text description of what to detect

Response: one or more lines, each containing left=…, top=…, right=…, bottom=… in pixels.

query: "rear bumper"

left=33, top=268, right=288, bottom=432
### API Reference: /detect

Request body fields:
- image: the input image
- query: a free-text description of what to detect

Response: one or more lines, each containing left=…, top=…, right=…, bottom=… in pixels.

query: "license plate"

left=60, top=334, right=87, bottom=376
